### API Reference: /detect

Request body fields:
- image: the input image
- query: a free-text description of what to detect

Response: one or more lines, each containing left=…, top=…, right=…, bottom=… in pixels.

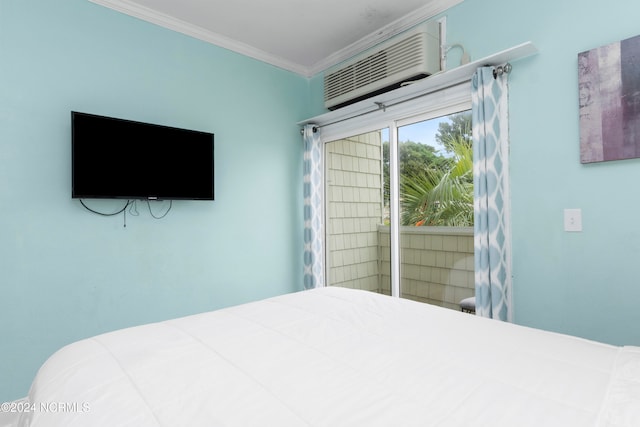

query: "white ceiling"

left=89, top=0, right=462, bottom=77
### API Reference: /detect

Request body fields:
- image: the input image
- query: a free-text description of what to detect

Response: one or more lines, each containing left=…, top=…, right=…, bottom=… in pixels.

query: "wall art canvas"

left=579, top=34, right=640, bottom=163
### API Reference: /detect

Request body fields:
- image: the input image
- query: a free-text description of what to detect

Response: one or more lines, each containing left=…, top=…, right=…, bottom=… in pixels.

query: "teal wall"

left=444, top=0, right=640, bottom=345
left=0, top=0, right=308, bottom=401
left=309, top=0, right=640, bottom=345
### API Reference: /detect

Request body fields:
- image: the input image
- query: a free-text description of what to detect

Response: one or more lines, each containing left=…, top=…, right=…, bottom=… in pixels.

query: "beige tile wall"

left=326, top=131, right=383, bottom=292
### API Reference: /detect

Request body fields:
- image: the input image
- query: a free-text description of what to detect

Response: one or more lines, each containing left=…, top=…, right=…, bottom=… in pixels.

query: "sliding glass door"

left=323, top=99, right=474, bottom=311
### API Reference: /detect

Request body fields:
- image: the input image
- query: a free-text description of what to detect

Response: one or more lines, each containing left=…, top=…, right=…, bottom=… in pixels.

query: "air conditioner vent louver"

left=324, top=22, right=441, bottom=110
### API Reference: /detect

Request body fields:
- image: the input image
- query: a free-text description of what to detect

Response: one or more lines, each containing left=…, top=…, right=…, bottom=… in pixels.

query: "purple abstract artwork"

left=579, top=34, right=640, bottom=163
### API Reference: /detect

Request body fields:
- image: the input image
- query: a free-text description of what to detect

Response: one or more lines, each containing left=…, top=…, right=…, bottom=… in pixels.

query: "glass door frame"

left=319, top=83, right=472, bottom=298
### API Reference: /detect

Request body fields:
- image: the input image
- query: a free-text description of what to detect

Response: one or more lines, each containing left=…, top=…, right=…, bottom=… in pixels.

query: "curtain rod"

left=300, top=63, right=513, bottom=135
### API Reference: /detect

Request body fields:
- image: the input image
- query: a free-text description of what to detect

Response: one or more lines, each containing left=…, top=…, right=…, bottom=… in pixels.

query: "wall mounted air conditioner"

left=324, top=21, right=442, bottom=111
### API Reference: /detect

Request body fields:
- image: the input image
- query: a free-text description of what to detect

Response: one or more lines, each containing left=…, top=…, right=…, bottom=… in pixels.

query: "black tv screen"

left=72, top=111, right=214, bottom=200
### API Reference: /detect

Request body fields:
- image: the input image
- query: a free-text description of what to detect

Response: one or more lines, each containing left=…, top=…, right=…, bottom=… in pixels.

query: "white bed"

left=13, top=287, right=640, bottom=426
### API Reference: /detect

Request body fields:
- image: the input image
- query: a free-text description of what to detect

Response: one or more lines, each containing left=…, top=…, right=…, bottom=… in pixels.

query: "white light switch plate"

left=564, top=209, right=582, bottom=232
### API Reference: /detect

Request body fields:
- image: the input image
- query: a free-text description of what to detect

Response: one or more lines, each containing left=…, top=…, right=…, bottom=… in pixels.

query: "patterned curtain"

left=472, top=67, right=512, bottom=321
left=303, top=125, right=325, bottom=289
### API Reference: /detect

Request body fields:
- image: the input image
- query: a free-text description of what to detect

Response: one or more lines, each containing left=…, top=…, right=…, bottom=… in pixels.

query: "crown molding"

left=89, top=0, right=463, bottom=78
left=88, top=0, right=310, bottom=75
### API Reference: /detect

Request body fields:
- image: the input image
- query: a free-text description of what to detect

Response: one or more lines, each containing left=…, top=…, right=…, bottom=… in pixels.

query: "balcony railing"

left=328, top=225, right=474, bottom=311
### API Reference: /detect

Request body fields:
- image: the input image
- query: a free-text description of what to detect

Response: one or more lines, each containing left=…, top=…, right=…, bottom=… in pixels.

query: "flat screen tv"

left=72, top=111, right=214, bottom=200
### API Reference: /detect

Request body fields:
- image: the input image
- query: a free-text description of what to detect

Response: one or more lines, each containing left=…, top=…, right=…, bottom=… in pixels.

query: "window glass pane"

left=325, top=128, right=390, bottom=295
left=397, top=111, right=475, bottom=310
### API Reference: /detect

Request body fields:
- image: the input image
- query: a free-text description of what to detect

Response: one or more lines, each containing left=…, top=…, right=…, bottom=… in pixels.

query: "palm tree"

left=400, top=133, right=473, bottom=227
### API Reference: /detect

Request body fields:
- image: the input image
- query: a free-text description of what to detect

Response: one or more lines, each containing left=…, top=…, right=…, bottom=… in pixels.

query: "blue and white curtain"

left=472, top=67, right=512, bottom=321
left=303, top=124, right=325, bottom=289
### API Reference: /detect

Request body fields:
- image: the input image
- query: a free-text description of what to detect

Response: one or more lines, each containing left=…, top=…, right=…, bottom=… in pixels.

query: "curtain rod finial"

left=300, top=125, right=318, bottom=135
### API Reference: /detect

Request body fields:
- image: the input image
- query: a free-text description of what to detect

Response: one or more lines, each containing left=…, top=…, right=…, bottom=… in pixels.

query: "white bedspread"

left=16, top=287, right=640, bottom=426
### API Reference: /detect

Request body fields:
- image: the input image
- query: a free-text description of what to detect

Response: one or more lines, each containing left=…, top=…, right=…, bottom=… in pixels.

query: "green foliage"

left=382, top=140, right=450, bottom=202
left=380, top=111, right=474, bottom=227
left=401, top=133, right=473, bottom=226
left=383, top=140, right=449, bottom=178
left=435, top=112, right=472, bottom=153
